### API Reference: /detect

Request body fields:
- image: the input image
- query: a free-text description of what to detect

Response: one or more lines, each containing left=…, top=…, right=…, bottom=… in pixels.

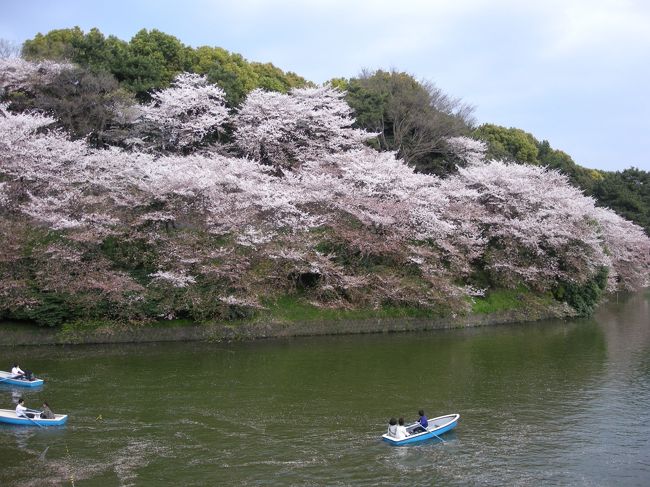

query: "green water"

left=1, top=291, right=649, bottom=486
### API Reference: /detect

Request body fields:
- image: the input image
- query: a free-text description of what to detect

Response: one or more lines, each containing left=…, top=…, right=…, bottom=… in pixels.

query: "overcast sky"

left=2, top=0, right=649, bottom=171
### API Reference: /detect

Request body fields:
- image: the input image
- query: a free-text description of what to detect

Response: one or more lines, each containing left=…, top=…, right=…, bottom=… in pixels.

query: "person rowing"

left=15, top=398, right=36, bottom=419
left=10, top=364, right=33, bottom=381
left=413, top=409, right=429, bottom=433
left=11, top=364, right=25, bottom=379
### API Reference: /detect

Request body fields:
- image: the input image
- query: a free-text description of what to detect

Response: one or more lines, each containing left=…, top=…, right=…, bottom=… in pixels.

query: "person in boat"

left=11, top=363, right=25, bottom=379
left=11, top=364, right=33, bottom=381
left=40, top=402, right=55, bottom=420
left=412, top=409, right=429, bottom=433
left=387, top=417, right=398, bottom=437
left=15, top=398, right=36, bottom=419
left=395, top=417, right=409, bottom=439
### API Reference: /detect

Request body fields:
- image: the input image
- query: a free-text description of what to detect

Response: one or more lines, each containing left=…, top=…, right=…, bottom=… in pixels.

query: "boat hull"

left=382, top=413, right=459, bottom=445
left=0, top=371, right=44, bottom=388
left=0, top=409, right=67, bottom=426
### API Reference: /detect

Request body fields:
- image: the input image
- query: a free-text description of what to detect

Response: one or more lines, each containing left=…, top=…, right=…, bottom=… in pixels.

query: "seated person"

left=395, top=417, right=409, bottom=440
left=11, top=364, right=33, bottom=381
left=15, top=398, right=35, bottom=419
left=387, top=417, right=398, bottom=437
left=11, top=364, right=25, bottom=379
left=40, top=402, right=55, bottom=419
left=412, top=409, right=429, bottom=433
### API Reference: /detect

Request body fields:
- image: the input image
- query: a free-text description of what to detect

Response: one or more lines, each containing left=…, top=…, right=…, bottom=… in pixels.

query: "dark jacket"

left=40, top=405, right=55, bottom=419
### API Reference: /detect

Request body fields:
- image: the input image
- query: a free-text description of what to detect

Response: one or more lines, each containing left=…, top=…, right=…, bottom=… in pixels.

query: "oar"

left=431, top=431, right=446, bottom=443
left=425, top=423, right=446, bottom=443
left=23, top=414, right=44, bottom=428
left=416, top=420, right=446, bottom=443
left=39, top=446, right=50, bottom=461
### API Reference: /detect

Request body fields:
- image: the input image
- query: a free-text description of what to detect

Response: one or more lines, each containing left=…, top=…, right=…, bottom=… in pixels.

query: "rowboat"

left=0, top=409, right=68, bottom=426
left=0, top=371, right=44, bottom=387
left=382, top=413, right=460, bottom=445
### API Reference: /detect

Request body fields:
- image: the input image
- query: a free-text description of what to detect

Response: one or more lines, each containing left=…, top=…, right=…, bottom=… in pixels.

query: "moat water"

left=1, top=291, right=649, bottom=486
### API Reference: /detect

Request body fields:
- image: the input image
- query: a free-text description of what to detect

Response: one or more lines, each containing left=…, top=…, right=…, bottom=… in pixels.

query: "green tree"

left=341, top=70, right=474, bottom=175
left=251, top=62, right=304, bottom=93
left=22, top=27, right=308, bottom=104
left=474, top=124, right=539, bottom=164
left=555, top=267, right=608, bottom=317
left=22, top=27, right=86, bottom=61
left=537, top=140, right=603, bottom=192
left=192, top=46, right=257, bottom=105
left=114, top=29, right=192, bottom=95
left=593, top=169, right=650, bottom=234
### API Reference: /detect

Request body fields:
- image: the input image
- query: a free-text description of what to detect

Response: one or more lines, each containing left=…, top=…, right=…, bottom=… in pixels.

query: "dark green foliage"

left=100, top=236, right=158, bottom=283
left=340, top=69, right=474, bottom=175
left=117, top=29, right=193, bottom=95
left=536, top=140, right=600, bottom=192
left=555, top=267, right=609, bottom=317
left=251, top=62, right=302, bottom=92
left=205, top=64, right=249, bottom=106
left=474, top=124, right=539, bottom=163
left=22, top=27, right=308, bottom=103
left=592, top=168, right=650, bottom=234
left=19, top=28, right=648, bottom=234
left=22, top=27, right=86, bottom=61
left=20, top=292, right=76, bottom=327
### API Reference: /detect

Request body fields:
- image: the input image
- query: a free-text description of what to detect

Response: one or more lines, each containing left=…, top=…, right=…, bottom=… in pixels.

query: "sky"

left=1, top=0, right=649, bottom=171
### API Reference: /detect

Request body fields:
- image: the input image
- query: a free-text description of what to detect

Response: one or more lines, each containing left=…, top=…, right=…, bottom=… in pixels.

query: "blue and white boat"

left=0, top=371, right=44, bottom=387
left=382, top=413, right=460, bottom=445
left=0, top=408, right=68, bottom=426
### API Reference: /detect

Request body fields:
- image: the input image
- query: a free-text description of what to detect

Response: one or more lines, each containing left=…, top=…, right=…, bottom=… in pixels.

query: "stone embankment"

left=0, top=302, right=575, bottom=346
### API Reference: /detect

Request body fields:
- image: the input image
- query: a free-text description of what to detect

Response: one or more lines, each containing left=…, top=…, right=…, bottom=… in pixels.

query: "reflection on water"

left=0, top=291, right=649, bottom=486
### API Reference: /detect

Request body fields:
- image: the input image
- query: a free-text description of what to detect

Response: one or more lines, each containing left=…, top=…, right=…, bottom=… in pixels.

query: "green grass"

left=471, top=288, right=527, bottom=314
left=4, top=287, right=561, bottom=335
left=148, top=318, right=198, bottom=328
left=259, top=295, right=439, bottom=323
left=470, top=287, right=557, bottom=314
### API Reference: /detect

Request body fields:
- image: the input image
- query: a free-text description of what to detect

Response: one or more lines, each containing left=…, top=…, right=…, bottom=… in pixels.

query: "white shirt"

left=387, top=424, right=398, bottom=438
left=15, top=404, right=27, bottom=417
left=11, top=366, right=24, bottom=376
left=395, top=425, right=409, bottom=440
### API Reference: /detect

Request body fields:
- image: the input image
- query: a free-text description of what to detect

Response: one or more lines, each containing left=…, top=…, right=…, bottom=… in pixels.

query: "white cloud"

left=539, top=0, right=650, bottom=58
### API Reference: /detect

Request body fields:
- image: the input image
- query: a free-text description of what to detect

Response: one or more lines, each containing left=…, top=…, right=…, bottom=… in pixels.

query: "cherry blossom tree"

left=447, top=160, right=650, bottom=292
left=233, top=85, right=376, bottom=169
left=593, top=206, right=650, bottom=291
left=1, top=67, right=649, bottom=325
left=0, top=58, right=73, bottom=93
left=444, top=136, right=488, bottom=166
left=137, top=73, right=229, bottom=151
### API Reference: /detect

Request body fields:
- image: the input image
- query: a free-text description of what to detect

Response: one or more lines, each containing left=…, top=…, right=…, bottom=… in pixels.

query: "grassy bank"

left=0, top=289, right=575, bottom=346
left=470, top=288, right=556, bottom=314
left=258, top=295, right=441, bottom=322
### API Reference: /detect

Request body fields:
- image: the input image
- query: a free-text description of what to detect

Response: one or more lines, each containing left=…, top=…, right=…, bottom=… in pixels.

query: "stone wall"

left=0, top=301, right=574, bottom=346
